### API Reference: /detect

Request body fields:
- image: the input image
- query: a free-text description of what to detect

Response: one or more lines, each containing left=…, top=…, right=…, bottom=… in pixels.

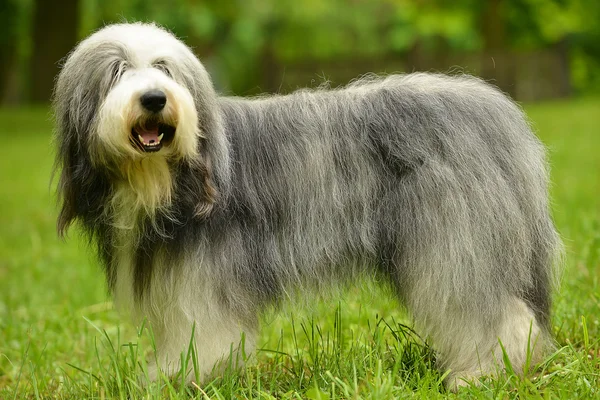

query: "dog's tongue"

left=137, top=126, right=160, bottom=144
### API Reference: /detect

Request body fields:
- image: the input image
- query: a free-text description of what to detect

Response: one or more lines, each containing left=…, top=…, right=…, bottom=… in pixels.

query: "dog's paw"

left=140, top=358, right=196, bottom=386
left=136, top=360, right=161, bottom=388
left=445, top=371, right=483, bottom=392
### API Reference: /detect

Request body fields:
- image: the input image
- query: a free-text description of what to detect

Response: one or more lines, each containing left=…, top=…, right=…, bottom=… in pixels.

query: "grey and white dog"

left=54, top=23, right=562, bottom=390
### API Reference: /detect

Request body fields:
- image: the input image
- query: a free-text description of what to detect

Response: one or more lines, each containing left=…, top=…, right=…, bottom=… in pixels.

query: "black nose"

left=140, top=90, right=167, bottom=112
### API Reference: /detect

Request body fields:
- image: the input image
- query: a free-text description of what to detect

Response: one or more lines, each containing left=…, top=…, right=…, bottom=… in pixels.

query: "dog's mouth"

left=130, top=121, right=176, bottom=152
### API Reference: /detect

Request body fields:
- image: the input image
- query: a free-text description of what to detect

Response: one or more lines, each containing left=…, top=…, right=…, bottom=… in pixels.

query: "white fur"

left=439, top=297, right=544, bottom=390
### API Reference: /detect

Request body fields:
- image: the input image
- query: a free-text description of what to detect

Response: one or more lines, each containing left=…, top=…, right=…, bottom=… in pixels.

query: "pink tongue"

left=137, top=126, right=160, bottom=144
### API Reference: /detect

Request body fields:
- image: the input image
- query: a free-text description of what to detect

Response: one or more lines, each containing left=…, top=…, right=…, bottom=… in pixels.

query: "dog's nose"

left=140, top=90, right=167, bottom=113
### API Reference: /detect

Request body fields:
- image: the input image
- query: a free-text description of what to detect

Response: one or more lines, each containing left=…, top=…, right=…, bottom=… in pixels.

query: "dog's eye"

left=153, top=61, right=172, bottom=78
left=110, top=62, right=127, bottom=85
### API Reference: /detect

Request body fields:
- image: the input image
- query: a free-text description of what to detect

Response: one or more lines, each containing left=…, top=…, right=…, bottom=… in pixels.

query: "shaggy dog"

left=54, top=22, right=562, bottom=390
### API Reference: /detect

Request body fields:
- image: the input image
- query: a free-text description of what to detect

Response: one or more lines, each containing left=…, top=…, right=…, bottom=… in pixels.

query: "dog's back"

left=217, top=74, right=559, bottom=320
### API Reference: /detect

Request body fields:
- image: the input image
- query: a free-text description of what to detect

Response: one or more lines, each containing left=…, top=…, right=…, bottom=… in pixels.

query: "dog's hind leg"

left=397, top=243, right=549, bottom=390
left=410, top=293, right=547, bottom=391
left=382, top=160, right=551, bottom=390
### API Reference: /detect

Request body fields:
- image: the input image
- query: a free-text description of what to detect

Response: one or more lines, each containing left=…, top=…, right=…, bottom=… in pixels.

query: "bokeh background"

left=1, top=0, right=600, bottom=104
left=1, top=0, right=599, bottom=398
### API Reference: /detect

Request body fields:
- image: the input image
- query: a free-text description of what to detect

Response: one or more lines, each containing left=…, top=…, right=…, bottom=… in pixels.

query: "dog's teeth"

left=157, top=133, right=164, bottom=142
left=137, top=134, right=145, bottom=144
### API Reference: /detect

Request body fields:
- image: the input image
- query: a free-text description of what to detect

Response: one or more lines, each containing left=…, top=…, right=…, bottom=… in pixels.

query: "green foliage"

left=2, top=0, right=600, bottom=97
left=72, top=0, right=600, bottom=94
left=1, top=98, right=600, bottom=398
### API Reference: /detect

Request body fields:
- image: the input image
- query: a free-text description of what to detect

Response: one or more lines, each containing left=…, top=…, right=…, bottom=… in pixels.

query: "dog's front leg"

left=143, top=300, right=257, bottom=385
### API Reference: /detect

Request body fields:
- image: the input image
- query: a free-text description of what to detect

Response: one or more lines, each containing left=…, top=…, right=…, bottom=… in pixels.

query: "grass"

left=0, top=98, right=599, bottom=399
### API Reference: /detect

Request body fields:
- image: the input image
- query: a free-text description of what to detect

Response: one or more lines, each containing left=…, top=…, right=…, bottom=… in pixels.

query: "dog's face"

left=54, top=23, right=221, bottom=233
left=55, top=23, right=217, bottom=167
left=92, top=27, right=199, bottom=163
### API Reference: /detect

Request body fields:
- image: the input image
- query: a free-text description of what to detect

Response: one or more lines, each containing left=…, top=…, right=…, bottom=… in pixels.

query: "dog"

left=53, top=22, right=562, bottom=390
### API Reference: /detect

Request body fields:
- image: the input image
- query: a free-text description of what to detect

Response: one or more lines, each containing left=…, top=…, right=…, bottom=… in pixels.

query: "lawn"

left=0, top=98, right=598, bottom=399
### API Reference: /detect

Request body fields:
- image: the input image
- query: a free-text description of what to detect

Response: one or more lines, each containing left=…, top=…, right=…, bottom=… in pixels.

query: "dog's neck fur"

left=107, top=156, right=176, bottom=316
left=110, top=157, right=174, bottom=230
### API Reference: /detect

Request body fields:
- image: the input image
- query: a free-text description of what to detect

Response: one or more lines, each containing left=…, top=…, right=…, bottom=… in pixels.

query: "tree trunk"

left=0, top=0, right=19, bottom=104
left=31, top=0, right=79, bottom=103
left=481, top=0, right=505, bottom=51
left=479, top=0, right=516, bottom=98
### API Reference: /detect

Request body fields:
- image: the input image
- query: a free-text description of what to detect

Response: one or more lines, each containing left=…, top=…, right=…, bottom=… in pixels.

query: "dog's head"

left=54, top=23, right=223, bottom=235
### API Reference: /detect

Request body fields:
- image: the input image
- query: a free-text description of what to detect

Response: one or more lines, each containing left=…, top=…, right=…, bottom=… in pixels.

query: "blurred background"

left=1, top=0, right=600, bottom=103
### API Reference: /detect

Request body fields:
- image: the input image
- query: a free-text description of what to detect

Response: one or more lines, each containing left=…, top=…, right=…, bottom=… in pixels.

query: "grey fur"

left=54, top=23, right=563, bottom=389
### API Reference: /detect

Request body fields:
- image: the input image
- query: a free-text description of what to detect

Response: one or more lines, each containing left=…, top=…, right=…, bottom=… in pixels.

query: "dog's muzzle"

left=130, top=90, right=176, bottom=153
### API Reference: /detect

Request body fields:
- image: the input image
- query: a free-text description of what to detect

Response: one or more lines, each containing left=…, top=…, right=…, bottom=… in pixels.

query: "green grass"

left=0, top=98, right=599, bottom=399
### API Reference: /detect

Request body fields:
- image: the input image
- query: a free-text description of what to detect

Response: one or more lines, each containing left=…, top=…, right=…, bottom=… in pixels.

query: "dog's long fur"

left=54, top=23, right=562, bottom=389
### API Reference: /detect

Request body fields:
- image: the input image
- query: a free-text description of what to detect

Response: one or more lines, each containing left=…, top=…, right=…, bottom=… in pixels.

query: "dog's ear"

left=54, top=132, right=111, bottom=237
left=53, top=87, right=82, bottom=237
left=177, top=53, right=229, bottom=219
left=172, top=148, right=217, bottom=221
left=53, top=45, right=114, bottom=237
left=55, top=142, right=77, bottom=237
left=53, top=96, right=110, bottom=237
